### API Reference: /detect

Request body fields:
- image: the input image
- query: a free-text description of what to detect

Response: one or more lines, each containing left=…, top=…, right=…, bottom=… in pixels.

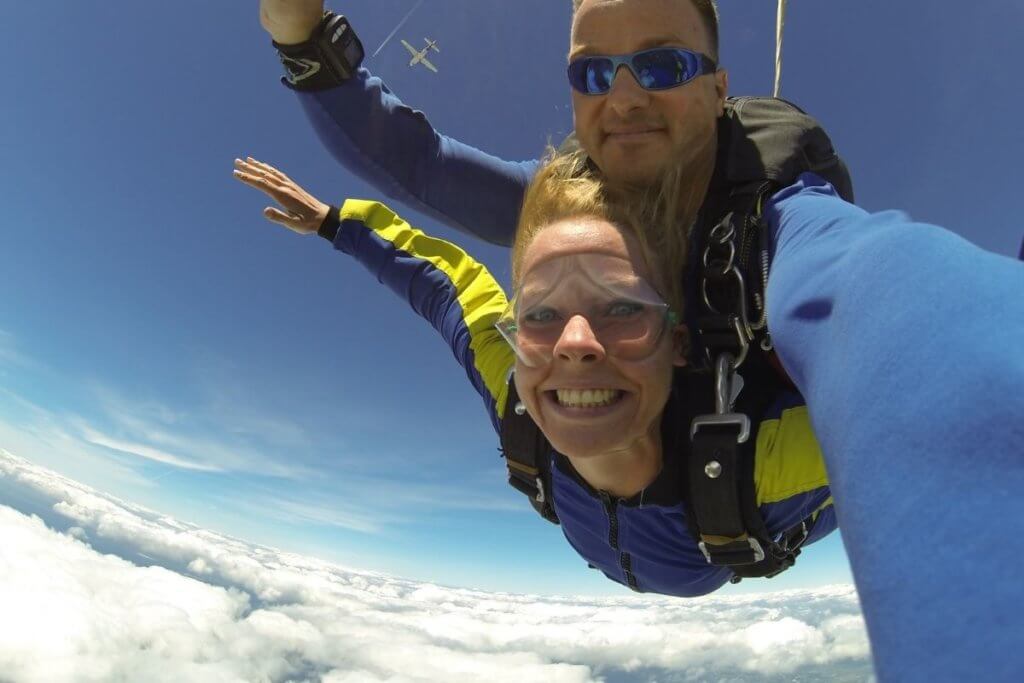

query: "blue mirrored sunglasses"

left=567, top=47, right=718, bottom=95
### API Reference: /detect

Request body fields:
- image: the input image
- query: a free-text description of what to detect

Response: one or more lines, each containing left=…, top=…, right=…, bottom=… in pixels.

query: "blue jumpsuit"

left=285, top=70, right=1024, bottom=680
left=325, top=199, right=835, bottom=599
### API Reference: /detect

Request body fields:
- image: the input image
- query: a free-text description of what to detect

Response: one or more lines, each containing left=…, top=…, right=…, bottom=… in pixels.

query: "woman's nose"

left=553, top=314, right=606, bottom=363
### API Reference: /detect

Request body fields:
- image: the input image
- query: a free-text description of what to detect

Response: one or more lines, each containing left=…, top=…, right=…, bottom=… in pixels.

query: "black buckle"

left=699, top=537, right=765, bottom=565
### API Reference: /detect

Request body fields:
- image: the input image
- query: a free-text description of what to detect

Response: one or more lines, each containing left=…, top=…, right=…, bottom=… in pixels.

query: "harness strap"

left=684, top=367, right=815, bottom=579
left=685, top=182, right=814, bottom=579
left=500, top=377, right=559, bottom=524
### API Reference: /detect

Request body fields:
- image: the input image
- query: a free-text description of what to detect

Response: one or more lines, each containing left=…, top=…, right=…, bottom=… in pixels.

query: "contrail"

left=371, top=0, right=426, bottom=58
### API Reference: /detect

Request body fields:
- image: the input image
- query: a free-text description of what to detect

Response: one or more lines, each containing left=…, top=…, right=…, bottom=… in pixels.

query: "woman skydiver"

left=232, top=149, right=838, bottom=599
left=234, top=149, right=1024, bottom=680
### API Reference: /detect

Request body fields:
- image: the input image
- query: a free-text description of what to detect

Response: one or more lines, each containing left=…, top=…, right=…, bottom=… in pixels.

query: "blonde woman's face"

left=512, top=217, right=687, bottom=459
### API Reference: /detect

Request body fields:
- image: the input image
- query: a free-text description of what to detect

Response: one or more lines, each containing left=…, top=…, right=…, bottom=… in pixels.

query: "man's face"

left=570, top=0, right=728, bottom=186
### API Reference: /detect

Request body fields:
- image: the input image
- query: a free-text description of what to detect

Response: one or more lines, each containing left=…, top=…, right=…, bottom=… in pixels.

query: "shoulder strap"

left=499, top=375, right=559, bottom=525
left=711, top=96, right=854, bottom=202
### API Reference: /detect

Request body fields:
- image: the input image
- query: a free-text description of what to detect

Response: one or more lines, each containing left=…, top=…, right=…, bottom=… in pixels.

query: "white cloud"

left=86, top=384, right=316, bottom=480
left=0, top=449, right=873, bottom=682
left=81, top=425, right=224, bottom=472
left=0, top=345, right=314, bottom=482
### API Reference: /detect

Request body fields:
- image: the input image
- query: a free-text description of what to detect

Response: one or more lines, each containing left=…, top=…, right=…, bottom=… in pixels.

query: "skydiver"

left=253, top=1, right=1024, bottom=679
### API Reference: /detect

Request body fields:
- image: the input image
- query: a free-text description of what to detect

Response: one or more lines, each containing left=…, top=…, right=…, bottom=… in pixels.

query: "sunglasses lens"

left=568, top=49, right=712, bottom=94
left=632, top=49, right=698, bottom=90
left=568, top=57, right=615, bottom=94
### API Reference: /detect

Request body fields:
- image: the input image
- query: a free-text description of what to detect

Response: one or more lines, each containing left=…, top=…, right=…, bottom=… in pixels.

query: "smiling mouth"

left=553, top=388, right=623, bottom=408
left=605, top=129, right=663, bottom=141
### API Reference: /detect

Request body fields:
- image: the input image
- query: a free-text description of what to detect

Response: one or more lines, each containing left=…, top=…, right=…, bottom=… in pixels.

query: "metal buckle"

left=690, top=413, right=751, bottom=444
left=698, top=537, right=766, bottom=565
left=690, top=352, right=751, bottom=443
left=534, top=476, right=546, bottom=504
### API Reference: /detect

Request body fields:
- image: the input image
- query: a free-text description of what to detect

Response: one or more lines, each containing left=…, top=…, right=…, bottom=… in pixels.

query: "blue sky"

left=1, top=0, right=1021, bottom=597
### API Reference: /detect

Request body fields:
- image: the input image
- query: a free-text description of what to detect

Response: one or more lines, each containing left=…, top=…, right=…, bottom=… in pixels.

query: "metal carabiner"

left=690, top=351, right=751, bottom=443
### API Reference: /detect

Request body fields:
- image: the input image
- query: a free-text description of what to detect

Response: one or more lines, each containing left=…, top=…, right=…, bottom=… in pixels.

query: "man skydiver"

left=255, top=1, right=1024, bottom=680
left=258, top=0, right=725, bottom=245
left=257, top=0, right=841, bottom=579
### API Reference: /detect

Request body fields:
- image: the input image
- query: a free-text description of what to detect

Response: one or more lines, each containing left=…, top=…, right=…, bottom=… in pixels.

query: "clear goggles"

left=495, top=253, right=679, bottom=367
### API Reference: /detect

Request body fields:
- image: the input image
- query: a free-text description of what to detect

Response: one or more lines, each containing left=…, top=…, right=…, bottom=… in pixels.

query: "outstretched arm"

left=294, top=76, right=538, bottom=247
left=233, top=157, right=515, bottom=429
left=765, top=174, right=1024, bottom=682
left=258, top=1, right=537, bottom=246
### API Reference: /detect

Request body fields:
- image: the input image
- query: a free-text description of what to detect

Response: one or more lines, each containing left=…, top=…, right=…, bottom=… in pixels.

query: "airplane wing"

left=420, top=56, right=438, bottom=73
left=401, top=40, right=419, bottom=60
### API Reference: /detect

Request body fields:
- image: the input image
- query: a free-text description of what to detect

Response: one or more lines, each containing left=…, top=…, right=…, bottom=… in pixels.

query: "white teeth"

left=555, top=389, right=620, bottom=408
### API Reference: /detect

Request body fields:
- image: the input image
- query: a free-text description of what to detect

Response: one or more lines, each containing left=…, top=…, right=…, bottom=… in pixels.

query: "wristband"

left=318, top=206, right=341, bottom=242
left=274, top=13, right=365, bottom=91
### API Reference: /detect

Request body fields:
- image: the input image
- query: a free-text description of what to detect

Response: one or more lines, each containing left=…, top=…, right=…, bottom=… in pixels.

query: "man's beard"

left=605, top=133, right=718, bottom=230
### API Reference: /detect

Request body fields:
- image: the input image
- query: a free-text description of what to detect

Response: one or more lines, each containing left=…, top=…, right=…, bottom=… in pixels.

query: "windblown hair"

left=512, top=138, right=715, bottom=320
left=570, top=0, right=720, bottom=60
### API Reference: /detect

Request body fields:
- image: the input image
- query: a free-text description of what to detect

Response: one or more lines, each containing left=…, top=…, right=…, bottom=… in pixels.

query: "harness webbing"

left=505, top=96, right=854, bottom=583
left=500, top=380, right=558, bottom=524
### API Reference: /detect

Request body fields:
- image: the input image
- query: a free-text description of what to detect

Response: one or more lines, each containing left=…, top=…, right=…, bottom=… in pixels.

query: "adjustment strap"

left=730, top=513, right=818, bottom=579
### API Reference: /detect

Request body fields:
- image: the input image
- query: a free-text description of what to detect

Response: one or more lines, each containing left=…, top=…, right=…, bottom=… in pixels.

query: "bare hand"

left=259, top=0, right=324, bottom=44
left=233, top=157, right=330, bottom=235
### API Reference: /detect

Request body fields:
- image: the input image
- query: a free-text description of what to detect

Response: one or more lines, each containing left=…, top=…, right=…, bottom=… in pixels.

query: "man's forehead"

left=570, top=0, right=707, bottom=54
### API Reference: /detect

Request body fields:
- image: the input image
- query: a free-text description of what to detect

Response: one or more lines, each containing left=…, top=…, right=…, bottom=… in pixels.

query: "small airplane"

left=401, top=38, right=440, bottom=73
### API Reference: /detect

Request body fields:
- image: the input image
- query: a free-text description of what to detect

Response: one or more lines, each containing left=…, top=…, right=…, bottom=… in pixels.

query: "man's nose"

left=606, top=65, right=649, bottom=115
left=553, top=315, right=606, bottom=363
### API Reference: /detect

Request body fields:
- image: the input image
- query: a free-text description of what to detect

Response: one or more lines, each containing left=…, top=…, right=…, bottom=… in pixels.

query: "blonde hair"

left=512, top=142, right=715, bottom=319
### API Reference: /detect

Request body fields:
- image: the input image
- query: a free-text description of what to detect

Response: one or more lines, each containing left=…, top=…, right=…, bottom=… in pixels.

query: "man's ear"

left=714, top=68, right=729, bottom=116
left=672, top=325, right=690, bottom=368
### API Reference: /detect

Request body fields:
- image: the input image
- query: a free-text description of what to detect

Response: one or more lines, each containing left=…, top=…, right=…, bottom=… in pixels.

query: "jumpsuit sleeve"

left=764, top=173, right=1024, bottom=682
left=328, top=199, right=515, bottom=432
left=291, top=70, right=539, bottom=247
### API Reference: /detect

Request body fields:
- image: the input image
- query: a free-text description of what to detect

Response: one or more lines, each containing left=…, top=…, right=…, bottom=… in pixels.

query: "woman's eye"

left=522, top=307, right=559, bottom=325
left=607, top=301, right=644, bottom=317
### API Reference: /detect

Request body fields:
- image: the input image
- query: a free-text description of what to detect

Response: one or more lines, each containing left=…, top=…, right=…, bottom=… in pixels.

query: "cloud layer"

left=0, top=449, right=872, bottom=682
